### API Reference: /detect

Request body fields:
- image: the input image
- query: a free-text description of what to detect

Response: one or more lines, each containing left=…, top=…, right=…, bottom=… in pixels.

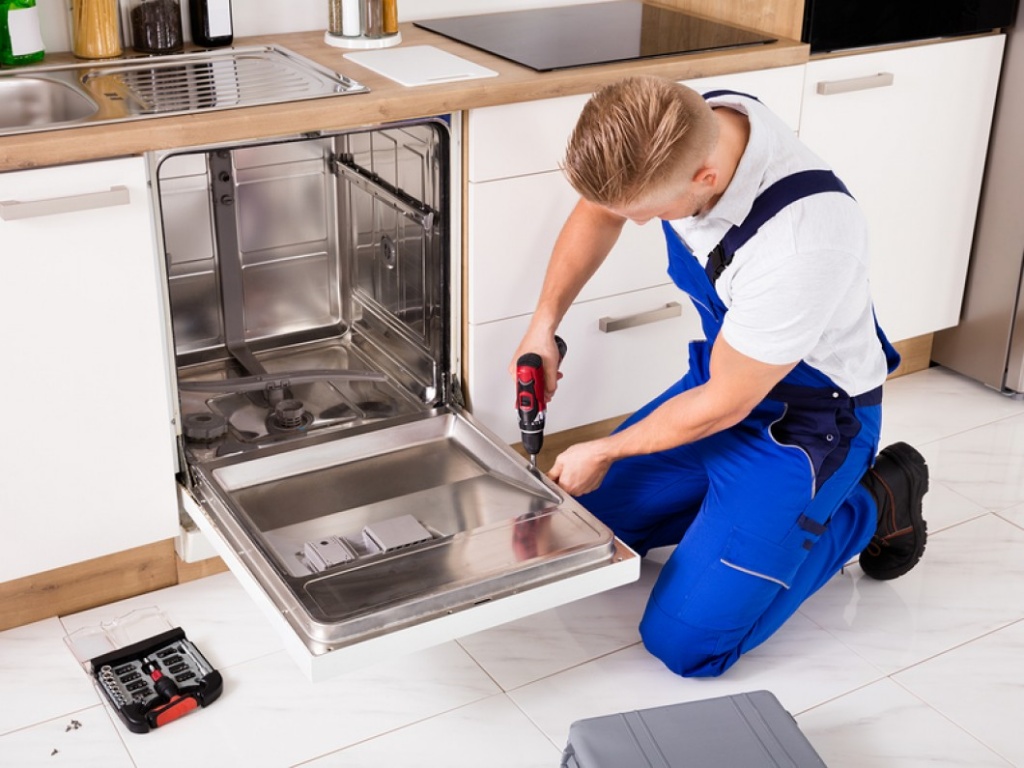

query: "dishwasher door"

left=182, top=407, right=638, bottom=680
left=153, top=117, right=639, bottom=680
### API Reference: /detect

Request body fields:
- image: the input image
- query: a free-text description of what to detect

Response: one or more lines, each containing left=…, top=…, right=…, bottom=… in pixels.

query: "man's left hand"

left=548, top=439, right=614, bottom=496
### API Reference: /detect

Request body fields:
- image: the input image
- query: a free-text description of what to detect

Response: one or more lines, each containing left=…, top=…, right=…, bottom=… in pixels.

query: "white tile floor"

left=2, top=365, right=1023, bottom=767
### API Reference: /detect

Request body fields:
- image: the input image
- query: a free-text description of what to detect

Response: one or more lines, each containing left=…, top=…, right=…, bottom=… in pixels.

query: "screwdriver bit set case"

left=65, top=607, right=222, bottom=733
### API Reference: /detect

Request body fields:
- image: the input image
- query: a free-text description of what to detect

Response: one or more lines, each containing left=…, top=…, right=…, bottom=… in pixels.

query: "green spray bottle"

left=1, top=0, right=45, bottom=66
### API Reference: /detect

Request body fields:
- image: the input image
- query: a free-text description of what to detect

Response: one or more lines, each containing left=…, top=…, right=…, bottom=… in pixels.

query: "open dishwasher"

left=151, top=116, right=639, bottom=680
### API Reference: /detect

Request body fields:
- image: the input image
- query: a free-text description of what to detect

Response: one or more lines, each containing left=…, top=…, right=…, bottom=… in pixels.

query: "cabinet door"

left=468, top=284, right=703, bottom=443
left=799, top=36, right=1005, bottom=341
left=468, top=172, right=669, bottom=325
left=0, top=157, right=178, bottom=581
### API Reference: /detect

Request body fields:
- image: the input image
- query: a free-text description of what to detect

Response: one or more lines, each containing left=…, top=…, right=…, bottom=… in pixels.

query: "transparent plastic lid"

left=64, top=606, right=174, bottom=670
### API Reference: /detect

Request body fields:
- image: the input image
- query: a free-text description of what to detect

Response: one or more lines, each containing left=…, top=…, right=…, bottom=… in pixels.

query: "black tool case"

left=88, top=627, right=222, bottom=733
left=560, top=690, right=827, bottom=768
left=64, top=607, right=222, bottom=733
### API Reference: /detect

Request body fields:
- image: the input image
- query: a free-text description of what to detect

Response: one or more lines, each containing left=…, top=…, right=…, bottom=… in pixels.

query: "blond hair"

left=562, top=76, right=718, bottom=206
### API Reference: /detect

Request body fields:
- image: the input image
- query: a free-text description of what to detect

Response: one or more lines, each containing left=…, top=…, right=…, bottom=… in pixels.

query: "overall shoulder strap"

left=705, top=169, right=852, bottom=285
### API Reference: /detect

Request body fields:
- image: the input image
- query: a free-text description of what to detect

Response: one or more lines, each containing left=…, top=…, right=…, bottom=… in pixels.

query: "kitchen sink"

left=0, top=76, right=99, bottom=132
left=0, top=45, right=367, bottom=137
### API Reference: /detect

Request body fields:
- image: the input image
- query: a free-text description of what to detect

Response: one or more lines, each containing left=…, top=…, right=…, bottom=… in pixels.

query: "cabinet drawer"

left=468, top=171, right=669, bottom=324
left=468, top=93, right=590, bottom=183
left=467, top=284, right=703, bottom=444
left=467, top=65, right=805, bottom=182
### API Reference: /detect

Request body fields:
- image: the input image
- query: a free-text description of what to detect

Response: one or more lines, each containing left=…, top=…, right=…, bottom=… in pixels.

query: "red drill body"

left=516, top=336, right=566, bottom=465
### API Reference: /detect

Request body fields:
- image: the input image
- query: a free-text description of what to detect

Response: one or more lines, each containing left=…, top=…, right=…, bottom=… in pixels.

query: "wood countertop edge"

left=0, top=25, right=809, bottom=172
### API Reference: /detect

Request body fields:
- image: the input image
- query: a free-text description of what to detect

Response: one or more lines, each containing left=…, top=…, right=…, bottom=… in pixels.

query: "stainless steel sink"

left=0, top=76, right=99, bottom=132
left=0, top=45, right=367, bottom=137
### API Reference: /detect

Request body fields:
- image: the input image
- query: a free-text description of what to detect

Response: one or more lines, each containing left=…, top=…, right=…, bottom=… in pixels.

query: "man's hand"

left=548, top=438, right=614, bottom=495
left=509, top=332, right=564, bottom=401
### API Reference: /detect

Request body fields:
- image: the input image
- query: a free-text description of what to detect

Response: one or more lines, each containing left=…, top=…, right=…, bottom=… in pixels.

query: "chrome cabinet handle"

left=598, top=301, right=682, bottom=333
left=0, top=185, right=130, bottom=221
left=816, top=72, right=895, bottom=96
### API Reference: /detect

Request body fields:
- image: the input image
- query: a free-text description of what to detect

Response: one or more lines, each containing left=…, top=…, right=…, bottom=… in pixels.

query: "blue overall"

left=578, top=169, right=901, bottom=677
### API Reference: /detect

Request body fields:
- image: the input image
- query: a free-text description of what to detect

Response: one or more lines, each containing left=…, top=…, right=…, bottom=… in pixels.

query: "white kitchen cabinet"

left=467, top=92, right=590, bottom=184
left=465, top=65, right=805, bottom=441
left=467, top=65, right=805, bottom=183
left=683, top=65, right=806, bottom=132
left=798, top=35, right=1005, bottom=342
left=0, top=156, right=179, bottom=581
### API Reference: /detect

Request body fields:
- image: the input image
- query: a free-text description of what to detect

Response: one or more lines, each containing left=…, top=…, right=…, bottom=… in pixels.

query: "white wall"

left=39, top=0, right=604, bottom=52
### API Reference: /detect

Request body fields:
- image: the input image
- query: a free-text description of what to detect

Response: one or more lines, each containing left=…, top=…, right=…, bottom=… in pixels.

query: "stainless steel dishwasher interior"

left=156, top=120, right=621, bottom=656
left=0, top=45, right=367, bottom=137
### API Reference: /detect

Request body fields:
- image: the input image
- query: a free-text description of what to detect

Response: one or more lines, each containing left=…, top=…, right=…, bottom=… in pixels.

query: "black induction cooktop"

left=414, top=1, right=776, bottom=72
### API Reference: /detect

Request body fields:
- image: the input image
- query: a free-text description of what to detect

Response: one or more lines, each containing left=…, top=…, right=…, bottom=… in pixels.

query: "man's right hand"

left=509, top=330, right=564, bottom=401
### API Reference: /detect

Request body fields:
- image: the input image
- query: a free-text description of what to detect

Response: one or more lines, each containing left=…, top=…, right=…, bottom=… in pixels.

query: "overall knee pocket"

left=675, top=527, right=807, bottom=631
left=641, top=526, right=809, bottom=675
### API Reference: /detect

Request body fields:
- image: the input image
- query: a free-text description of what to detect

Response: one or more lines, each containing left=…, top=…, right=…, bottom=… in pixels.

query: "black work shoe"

left=858, top=442, right=929, bottom=580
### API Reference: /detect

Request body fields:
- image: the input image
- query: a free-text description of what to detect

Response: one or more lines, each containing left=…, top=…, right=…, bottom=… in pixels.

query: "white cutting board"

left=343, top=45, right=499, bottom=87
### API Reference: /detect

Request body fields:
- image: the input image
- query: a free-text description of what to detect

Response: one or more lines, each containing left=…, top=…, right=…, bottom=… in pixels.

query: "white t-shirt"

left=668, top=93, right=889, bottom=397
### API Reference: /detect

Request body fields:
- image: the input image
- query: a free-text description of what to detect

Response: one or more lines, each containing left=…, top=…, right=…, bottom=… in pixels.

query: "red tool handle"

left=516, top=353, right=546, bottom=432
left=141, top=657, right=201, bottom=729
left=515, top=336, right=566, bottom=457
left=149, top=694, right=200, bottom=728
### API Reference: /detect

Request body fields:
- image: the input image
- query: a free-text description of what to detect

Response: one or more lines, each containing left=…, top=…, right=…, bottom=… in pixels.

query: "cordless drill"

left=516, top=335, right=567, bottom=467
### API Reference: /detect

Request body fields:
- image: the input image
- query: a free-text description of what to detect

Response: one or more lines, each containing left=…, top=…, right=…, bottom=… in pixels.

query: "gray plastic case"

left=561, top=690, right=827, bottom=768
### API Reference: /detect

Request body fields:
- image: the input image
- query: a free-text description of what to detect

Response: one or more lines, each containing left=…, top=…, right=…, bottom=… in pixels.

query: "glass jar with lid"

left=126, top=0, right=183, bottom=54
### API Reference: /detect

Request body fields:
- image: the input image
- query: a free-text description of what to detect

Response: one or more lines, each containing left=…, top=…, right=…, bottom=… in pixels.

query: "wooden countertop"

left=0, top=24, right=808, bottom=172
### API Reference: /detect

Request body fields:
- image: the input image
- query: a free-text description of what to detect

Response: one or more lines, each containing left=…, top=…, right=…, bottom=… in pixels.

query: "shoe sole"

left=869, top=442, right=929, bottom=580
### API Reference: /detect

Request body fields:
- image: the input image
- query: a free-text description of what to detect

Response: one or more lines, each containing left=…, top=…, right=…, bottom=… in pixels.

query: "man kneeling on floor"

left=510, top=76, right=929, bottom=677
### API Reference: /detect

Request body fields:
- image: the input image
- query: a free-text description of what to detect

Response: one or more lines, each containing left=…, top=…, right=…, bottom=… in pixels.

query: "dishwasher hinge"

left=327, top=152, right=342, bottom=177
left=175, top=436, right=198, bottom=493
left=448, top=373, right=466, bottom=409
